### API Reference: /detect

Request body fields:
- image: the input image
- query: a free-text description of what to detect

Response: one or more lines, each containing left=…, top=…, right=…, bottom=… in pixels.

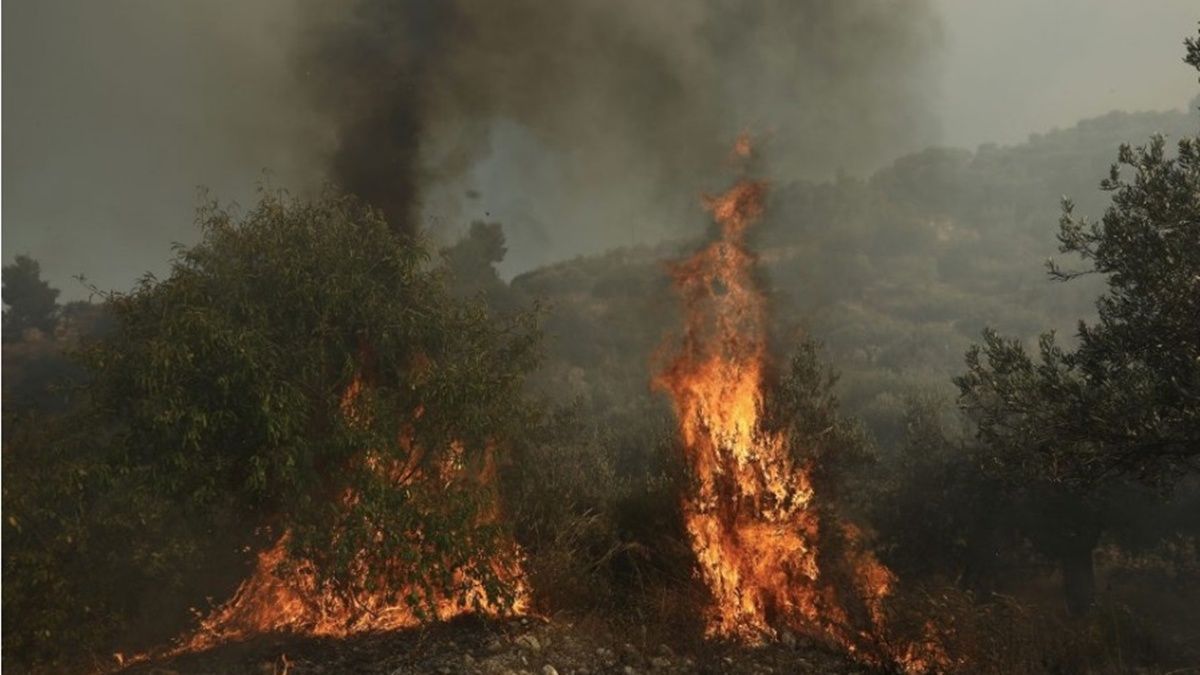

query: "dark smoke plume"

left=298, top=0, right=942, bottom=253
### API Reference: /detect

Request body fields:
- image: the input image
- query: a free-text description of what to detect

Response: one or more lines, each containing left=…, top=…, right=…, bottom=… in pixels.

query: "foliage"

left=85, top=188, right=539, bottom=579
left=3, top=255, right=60, bottom=340
left=956, top=131, right=1200, bottom=487
left=764, top=340, right=876, bottom=507
left=3, top=188, right=542, bottom=668
left=940, top=33, right=1200, bottom=622
left=1187, top=26, right=1200, bottom=76
left=5, top=31, right=1200, bottom=673
left=504, top=404, right=692, bottom=615
left=441, top=221, right=522, bottom=313
left=897, top=586, right=1197, bottom=674
left=871, top=396, right=1013, bottom=589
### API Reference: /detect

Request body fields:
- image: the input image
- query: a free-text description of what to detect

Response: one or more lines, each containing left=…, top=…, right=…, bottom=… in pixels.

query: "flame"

left=655, top=136, right=949, bottom=671
left=174, top=370, right=529, bottom=653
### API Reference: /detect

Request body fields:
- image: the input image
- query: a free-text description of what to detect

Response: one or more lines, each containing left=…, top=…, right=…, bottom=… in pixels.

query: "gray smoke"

left=297, top=0, right=943, bottom=270
left=3, top=0, right=942, bottom=294
left=2, top=0, right=326, bottom=297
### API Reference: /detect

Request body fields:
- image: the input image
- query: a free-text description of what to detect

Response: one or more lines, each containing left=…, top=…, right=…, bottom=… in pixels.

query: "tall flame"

left=655, top=137, right=947, bottom=671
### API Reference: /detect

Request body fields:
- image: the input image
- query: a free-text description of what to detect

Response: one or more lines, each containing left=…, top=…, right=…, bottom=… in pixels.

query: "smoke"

left=297, top=0, right=943, bottom=270
left=2, top=0, right=327, bottom=298
left=3, top=0, right=942, bottom=294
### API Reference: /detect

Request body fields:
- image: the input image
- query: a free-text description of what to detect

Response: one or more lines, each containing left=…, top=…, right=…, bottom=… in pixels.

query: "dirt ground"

left=120, top=616, right=879, bottom=675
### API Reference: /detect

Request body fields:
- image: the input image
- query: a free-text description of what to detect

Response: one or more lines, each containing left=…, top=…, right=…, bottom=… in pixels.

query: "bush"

left=3, top=188, right=542, bottom=669
left=506, top=404, right=696, bottom=616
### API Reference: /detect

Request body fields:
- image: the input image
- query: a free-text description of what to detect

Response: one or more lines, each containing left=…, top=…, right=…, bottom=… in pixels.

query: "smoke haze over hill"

left=2, top=0, right=1196, bottom=294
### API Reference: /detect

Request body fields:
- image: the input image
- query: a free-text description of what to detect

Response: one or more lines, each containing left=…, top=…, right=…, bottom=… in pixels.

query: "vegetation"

left=3, top=28, right=1198, bottom=675
left=2, top=255, right=60, bottom=340
left=3, top=189, right=540, bottom=669
left=958, top=134, right=1200, bottom=488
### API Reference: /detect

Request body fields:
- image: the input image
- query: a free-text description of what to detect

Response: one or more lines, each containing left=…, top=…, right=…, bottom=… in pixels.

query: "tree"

left=87, top=187, right=540, bottom=584
left=957, top=134, right=1200, bottom=487
left=765, top=340, right=876, bottom=503
left=4, top=188, right=541, bottom=667
left=956, top=49, right=1200, bottom=488
left=871, top=395, right=1014, bottom=591
left=440, top=220, right=516, bottom=311
left=2, top=254, right=60, bottom=340
left=954, top=31, right=1200, bottom=613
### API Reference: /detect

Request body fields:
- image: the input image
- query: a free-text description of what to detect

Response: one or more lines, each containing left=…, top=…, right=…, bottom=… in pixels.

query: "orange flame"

left=655, top=136, right=949, bottom=671
left=175, top=371, right=528, bottom=653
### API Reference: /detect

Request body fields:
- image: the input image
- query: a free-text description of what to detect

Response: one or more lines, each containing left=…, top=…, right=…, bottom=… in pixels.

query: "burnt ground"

left=119, top=616, right=881, bottom=675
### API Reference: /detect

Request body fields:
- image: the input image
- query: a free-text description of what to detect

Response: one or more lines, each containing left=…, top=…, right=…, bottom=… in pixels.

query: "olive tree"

left=2, top=254, right=60, bottom=340
left=954, top=31, right=1200, bottom=613
left=4, top=187, right=540, bottom=667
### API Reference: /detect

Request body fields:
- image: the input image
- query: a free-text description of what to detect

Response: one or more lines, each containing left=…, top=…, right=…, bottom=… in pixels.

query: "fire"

left=655, top=136, right=948, bottom=671
left=173, top=371, right=529, bottom=653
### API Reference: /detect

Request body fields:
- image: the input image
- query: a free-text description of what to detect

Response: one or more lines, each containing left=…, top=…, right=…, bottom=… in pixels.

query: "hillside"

left=506, top=105, right=1199, bottom=448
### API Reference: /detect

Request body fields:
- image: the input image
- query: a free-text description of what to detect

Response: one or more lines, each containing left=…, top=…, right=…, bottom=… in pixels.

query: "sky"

left=932, top=0, right=1197, bottom=147
left=3, top=1, right=1198, bottom=298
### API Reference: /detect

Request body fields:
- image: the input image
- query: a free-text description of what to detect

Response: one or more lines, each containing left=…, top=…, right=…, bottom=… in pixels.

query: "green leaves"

left=6, top=187, right=542, bottom=666
left=2, top=254, right=61, bottom=339
left=958, top=117, right=1200, bottom=488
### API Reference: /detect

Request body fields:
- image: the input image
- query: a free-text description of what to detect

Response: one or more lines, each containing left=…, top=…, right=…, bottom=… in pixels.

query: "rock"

left=596, top=647, right=617, bottom=667
left=623, top=667, right=638, bottom=675
left=649, top=656, right=671, bottom=669
left=516, top=635, right=542, bottom=652
left=486, top=637, right=506, bottom=654
left=657, top=644, right=675, bottom=659
left=621, top=642, right=644, bottom=666
left=542, top=666, right=559, bottom=675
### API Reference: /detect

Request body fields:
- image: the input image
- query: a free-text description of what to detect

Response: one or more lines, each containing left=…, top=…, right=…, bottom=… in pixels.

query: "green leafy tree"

left=957, top=27, right=1200, bottom=487
left=85, top=187, right=540, bottom=587
left=4, top=188, right=541, bottom=667
left=2, top=255, right=60, bottom=340
left=765, top=340, right=876, bottom=503
left=955, top=32, right=1200, bottom=613
left=441, top=220, right=517, bottom=311
left=957, top=131, right=1200, bottom=488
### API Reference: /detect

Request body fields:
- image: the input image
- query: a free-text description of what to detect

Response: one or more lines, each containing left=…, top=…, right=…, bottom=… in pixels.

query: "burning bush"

left=2, top=188, right=541, bottom=669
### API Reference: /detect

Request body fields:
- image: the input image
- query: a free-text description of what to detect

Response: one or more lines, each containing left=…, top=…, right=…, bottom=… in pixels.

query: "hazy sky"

left=933, top=0, right=1197, bottom=147
left=2, top=2, right=322, bottom=299
left=3, top=1, right=1197, bottom=297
